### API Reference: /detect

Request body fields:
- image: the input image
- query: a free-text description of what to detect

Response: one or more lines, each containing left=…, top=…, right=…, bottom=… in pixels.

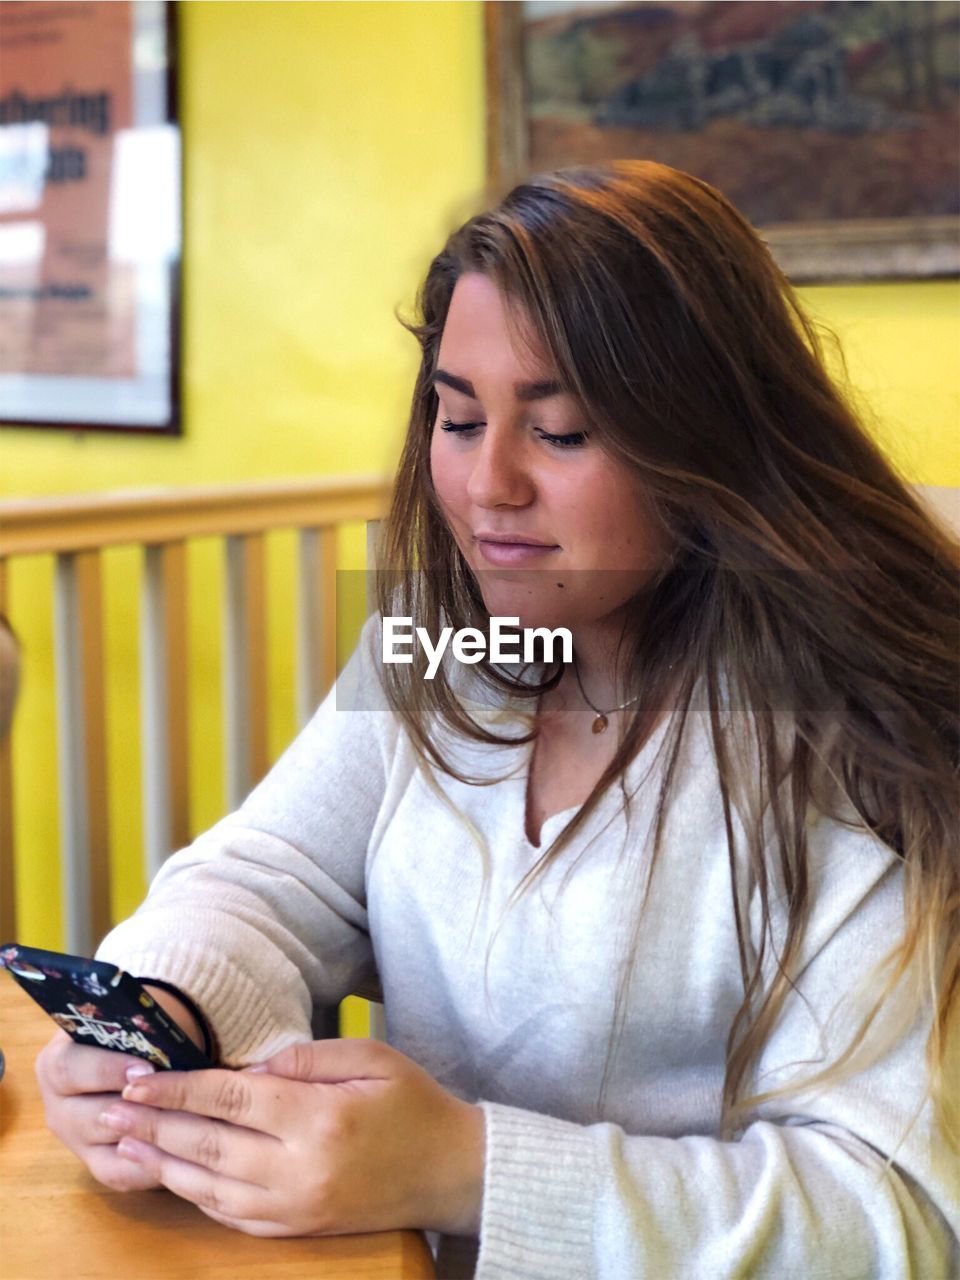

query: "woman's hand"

left=99, top=1038, right=487, bottom=1238
left=35, top=1032, right=164, bottom=1192
left=34, top=984, right=206, bottom=1193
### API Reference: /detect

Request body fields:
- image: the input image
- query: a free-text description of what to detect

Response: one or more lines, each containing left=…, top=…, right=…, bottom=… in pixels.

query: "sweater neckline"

left=517, top=700, right=677, bottom=851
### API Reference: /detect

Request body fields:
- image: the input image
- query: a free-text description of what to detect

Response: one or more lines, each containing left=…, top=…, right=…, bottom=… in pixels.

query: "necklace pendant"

left=592, top=714, right=608, bottom=734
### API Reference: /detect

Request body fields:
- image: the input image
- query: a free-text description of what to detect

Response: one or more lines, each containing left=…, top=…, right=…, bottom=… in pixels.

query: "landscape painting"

left=489, top=1, right=959, bottom=279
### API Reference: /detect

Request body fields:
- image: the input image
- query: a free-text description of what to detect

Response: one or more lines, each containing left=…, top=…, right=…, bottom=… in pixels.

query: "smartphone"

left=0, top=942, right=213, bottom=1071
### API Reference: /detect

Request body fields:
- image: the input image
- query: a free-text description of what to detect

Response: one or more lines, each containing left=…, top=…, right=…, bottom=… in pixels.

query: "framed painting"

left=486, top=1, right=960, bottom=282
left=0, top=0, right=181, bottom=434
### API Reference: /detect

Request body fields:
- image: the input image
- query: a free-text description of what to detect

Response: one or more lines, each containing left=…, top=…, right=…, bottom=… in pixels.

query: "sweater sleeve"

left=472, top=819, right=960, bottom=1280
left=95, top=615, right=399, bottom=1065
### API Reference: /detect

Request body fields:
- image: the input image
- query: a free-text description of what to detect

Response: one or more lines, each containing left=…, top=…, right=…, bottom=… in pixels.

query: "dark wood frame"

left=485, top=2, right=959, bottom=284
left=1, top=2, right=182, bottom=435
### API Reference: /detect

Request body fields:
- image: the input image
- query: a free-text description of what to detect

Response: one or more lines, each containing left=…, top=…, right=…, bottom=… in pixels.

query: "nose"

left=465, top=422, right=536, bottom=510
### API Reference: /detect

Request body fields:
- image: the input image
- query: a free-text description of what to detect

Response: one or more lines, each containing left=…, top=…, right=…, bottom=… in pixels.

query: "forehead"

left=439, top=273, right=551, bottom=372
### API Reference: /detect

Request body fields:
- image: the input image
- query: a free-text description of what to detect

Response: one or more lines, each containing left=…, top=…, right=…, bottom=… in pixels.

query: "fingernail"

left=100, top=1110, right=127, bottom=1131
left=117, top=1137, right=147, bottom=1162
left=126, top=1063, right=155, bottom=1082
left=244, top=1063, right=269, bottom=1073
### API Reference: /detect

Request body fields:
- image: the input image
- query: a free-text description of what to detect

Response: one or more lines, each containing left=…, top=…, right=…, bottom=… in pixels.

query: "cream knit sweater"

left=97, top=619, right=959, bottom=1278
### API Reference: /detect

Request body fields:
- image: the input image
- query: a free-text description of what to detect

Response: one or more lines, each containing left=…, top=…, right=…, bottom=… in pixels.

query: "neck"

left=557, top=619, right=637, bottom=713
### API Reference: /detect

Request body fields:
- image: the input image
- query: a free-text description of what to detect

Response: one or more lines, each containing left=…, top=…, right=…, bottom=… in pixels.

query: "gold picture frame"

left=485, top=1, right=959, bottom=283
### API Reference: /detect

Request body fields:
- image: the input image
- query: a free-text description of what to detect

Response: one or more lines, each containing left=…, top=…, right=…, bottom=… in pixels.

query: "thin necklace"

left=572, top=655, right=643, bottom=735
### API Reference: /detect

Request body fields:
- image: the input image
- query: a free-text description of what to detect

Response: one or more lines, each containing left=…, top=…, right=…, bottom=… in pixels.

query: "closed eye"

left=439, top=419, right=588, bottom=449
left=535, top=428, right=588, bottom=449
left=439, top=418, right=483, bottom=435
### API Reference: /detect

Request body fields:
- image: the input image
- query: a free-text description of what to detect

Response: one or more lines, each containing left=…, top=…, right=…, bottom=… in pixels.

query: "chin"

left=472, top=573, right=580, bottom=635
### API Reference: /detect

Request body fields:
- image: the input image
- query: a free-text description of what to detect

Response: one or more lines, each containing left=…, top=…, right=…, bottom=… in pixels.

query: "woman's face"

left=429, top=272, right=669, bottom=634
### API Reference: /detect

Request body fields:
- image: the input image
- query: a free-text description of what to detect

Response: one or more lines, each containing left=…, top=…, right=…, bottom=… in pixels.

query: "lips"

left=474, top=533, right=560, bottom=567
left=474, top=531, right=557, bottom=546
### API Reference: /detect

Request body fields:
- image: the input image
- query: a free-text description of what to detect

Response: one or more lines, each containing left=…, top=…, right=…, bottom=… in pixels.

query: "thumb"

left=251, top=1038, right=392, bottom=1083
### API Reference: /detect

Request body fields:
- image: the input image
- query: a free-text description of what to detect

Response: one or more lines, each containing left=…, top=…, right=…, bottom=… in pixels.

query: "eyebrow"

left=432, top=368, right=566, bottom=402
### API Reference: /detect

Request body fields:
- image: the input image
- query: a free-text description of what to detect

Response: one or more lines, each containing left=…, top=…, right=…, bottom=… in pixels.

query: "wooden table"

left=0, top=978, right=435, bottom=1279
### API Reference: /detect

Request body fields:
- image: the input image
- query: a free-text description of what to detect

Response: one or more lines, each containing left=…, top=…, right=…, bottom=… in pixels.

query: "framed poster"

left=0, top=1, right=180, bottom=434
left=486, top=1, right=960, bottom=282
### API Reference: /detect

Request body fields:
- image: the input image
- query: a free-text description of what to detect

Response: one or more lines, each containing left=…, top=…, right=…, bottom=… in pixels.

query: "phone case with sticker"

left=0, top=942, right=213, bottom=1071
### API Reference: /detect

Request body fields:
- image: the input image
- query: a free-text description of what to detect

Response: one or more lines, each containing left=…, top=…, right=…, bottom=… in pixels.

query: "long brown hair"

left=376, top=160, right=959, bottom=1149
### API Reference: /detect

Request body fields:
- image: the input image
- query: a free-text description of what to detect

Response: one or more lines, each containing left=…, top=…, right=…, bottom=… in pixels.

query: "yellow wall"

left=2, top=1, right=486, bottom=1037
left=1, top=2, right=957, bottom=1037
left=803, top=281, right=959, bottom=486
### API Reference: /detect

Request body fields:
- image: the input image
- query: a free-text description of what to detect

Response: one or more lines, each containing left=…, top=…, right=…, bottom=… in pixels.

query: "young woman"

left=36, top=161, right=958, bottom=1278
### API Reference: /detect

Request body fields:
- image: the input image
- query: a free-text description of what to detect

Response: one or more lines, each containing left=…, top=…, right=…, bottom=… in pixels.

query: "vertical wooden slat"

left=298, top=526, right=341, bottom=1042
left=296, top=526, right=338, bottom=728
left=364, top=519, right=387, bottom=1044
left=365, top=518, right=382, bottom=614
left=53, top=550, right=111, bottom=954
left=141, top=542, right=190, bottom=878
left=224, top=533, right=268, bottom=809
left=0, top=558, right=16, bottom=941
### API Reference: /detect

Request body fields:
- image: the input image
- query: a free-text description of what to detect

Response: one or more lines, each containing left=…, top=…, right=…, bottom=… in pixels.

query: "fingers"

left=36, top=1029, right=154, bottom=1097
left=121, top=1067, right=305, bottom=1138
left=85, top=1140, right=168, bottom=1193
left=36, top=1080, right=164, bottom=1191
left=198, top=1205, right=296, bottom=1238
left=100, top=1101, right=277, bottom=1187
left=60, top=1093, right=144, bottom=1146
left=263, top=1038, right=394, bottom=1084
left=112, top=1135, right=272, bottom=1226
left=34, top=1029, right=163, bottom=1193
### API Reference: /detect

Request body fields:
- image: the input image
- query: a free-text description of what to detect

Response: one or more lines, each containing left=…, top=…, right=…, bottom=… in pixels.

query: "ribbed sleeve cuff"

left=95, top=918, right=313, bottom=1066
left=476, top=1101, right=596, bottom=1280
